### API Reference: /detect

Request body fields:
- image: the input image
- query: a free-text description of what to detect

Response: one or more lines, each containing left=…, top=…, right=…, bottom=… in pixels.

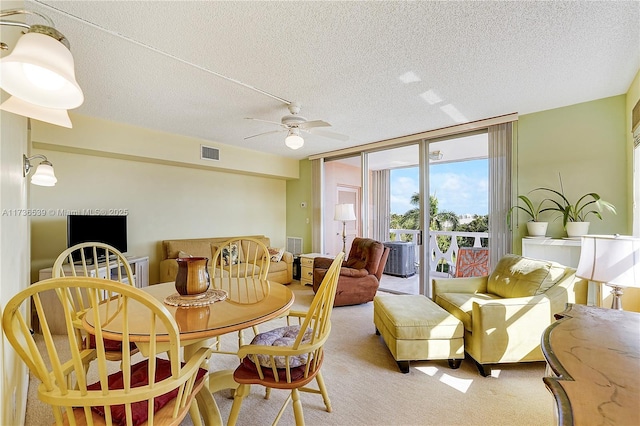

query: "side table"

left=299, top=253, right=326, bottom=286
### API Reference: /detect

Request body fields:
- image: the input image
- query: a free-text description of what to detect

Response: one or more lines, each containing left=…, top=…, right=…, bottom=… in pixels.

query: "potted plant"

left=532, top=176, right=616, bottom=238
left=507, top=194, right=555, bottom=237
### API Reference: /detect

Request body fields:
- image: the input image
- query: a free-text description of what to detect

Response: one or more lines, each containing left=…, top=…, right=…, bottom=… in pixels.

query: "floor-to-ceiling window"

left=311, top=115, right=516, bottom=296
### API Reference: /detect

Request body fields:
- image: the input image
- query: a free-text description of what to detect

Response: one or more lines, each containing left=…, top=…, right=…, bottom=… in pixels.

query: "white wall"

left=29, top=116, right=292, bottom=284
left=0, top=2, right=31, bottom=423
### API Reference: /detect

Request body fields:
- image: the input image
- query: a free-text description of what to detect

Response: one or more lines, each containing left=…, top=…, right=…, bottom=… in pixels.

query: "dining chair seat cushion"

left=250, top=325, right=313, bottom=368
left=87, top=358, right=207, bottom=426
left=236, top=356, right=308, bottom=383
left=87, top=334, right=138, bottom=353
left=235, top=352, right=324, bottom=385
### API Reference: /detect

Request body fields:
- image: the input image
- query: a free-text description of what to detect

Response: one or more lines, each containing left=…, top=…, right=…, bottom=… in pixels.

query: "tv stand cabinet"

left=38, top=255, right=149, bottom=288
left=36, top=255, right=149, bottom=334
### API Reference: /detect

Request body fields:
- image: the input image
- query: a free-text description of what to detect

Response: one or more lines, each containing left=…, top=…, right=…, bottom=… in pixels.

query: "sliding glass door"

left=317, top=127, right=506, bottom=297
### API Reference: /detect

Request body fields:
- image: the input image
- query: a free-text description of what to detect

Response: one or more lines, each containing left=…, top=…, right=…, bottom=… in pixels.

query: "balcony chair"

left=52, top=242, right=139, bottom=364
left=210, top=237, right=272, bottom=353
left=313, top=237, right=390, bottom=306
left=449, top=247, right=490, bottom=278
left=2, top=276, right=214, bottom=426
left=433, top=254, right=588, bottom=376
left=227, top=252, right=345, bottom=426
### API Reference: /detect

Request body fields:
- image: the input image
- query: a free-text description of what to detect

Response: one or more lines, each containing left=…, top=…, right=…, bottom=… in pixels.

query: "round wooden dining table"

left=83, top=277, right=294, bottom=426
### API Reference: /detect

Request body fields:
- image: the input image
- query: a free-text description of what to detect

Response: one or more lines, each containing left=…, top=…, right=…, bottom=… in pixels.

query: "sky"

left=390, top=159, right=488, bottom=216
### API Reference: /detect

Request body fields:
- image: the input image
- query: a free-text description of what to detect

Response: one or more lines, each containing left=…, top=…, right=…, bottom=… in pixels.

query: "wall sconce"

left=23, top=154, right=57, bottom=186
left=0, top=8, right=83, bottom=127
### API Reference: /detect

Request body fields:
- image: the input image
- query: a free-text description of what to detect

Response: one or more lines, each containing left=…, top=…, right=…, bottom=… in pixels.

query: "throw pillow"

left=177, top=250, right=193, bottom=259
left=221, top=243, right=240, bottom=266
left=268, top=247, right=285, bottom=262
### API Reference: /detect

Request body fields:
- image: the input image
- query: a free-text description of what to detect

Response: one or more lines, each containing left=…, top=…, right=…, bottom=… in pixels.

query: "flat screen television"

left=67, top=215, right=128, bottom=260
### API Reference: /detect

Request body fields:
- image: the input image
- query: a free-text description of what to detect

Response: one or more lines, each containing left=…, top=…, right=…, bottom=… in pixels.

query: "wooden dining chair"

left=2, top=276, right=216, bottom=426
left=227, top=252, right=345, bottom=426
left=52, top=242, right=139, bottom=364
left=210, top=237, right=272, bottom=353
left=53, top=241, right=135, bottom=284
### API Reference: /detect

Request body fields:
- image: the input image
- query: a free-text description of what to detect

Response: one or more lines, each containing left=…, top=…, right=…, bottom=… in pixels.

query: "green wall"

left=514, top=95, right=628, bottom=248
left=286, top=159, right=313, bottom=253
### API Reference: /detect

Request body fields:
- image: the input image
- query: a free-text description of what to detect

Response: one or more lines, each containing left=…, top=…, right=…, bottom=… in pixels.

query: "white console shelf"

left=521, top=238, right=581, bottom=268
left=38, top=255, right=149, bottom=288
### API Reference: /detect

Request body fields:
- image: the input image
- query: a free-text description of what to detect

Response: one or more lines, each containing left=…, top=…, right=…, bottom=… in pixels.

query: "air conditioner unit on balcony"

left=383, top=241, right=416, bottom=277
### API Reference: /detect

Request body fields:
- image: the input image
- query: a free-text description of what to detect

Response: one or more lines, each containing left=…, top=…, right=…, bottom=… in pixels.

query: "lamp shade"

left=334, top=204, right=356, bottom=221
left=30, top=162, right=57, bottom=186
left=576, top=235, right=640, bottom=288
left=285, top=129, right=304, bottom=149
left=0, top=96, right=72, bottom=128
left=0, top=30, right=83, bottom=109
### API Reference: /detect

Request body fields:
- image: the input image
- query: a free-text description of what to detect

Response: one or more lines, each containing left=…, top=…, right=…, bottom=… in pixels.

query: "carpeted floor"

left=26, top=282, right=554, bottom=425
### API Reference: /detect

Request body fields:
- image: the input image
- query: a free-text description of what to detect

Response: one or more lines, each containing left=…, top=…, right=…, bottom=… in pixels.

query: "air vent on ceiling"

left=201, top=145, right=220, bottom=161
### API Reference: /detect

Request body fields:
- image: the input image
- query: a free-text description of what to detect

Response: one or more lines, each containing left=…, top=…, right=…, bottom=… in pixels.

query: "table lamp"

left=334, top=203, right=356, bottom=253
left=576, top=235, right=640, bottom=310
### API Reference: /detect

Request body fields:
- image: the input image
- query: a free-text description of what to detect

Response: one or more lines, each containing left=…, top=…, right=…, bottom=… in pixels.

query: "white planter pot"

left=565, top=222, right=590, bottom=238
left=526, top=221, right=548, bottom=237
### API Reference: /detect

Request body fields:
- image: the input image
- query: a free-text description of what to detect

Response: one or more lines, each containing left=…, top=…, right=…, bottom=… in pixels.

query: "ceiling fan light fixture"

left=285, top=129, right=304, bottom=149
left=429, top=150, right=443, bottom=161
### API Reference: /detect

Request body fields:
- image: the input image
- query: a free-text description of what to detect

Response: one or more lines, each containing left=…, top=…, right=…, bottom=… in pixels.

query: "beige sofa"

left=159, top=235, right=293, bottom=284
left=432, top=254, right=588, bottom=376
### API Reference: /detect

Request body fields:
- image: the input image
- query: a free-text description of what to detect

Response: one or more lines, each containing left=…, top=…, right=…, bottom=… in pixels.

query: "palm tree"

left=432, top=210, right=460, bottom=231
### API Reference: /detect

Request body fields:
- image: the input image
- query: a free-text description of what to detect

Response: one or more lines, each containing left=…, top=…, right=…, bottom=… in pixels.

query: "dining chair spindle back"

left=52, top=242, right=139, bottom=363
left=227, top=251, right=345, bottom=426
left=2, top=276, right=214, bottom=426
left=210, top=237, right=272, bottom=353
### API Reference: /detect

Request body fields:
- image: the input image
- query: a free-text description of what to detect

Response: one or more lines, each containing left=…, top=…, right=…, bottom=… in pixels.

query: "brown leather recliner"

left=313, top=237, right=390, bottom=307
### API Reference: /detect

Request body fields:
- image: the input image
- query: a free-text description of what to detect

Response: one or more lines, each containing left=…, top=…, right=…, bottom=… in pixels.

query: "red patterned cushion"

left=87, top=334, right=138, bottom=352
left=236, top=356, right=308, bottom=382
left=454, top=248, right=489, bottom=278
left=87, top=358, right=207, bottom=426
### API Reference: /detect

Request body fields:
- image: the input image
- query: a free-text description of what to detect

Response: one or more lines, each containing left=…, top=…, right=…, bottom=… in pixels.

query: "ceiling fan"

left=244, top=101, right=349, bottom=149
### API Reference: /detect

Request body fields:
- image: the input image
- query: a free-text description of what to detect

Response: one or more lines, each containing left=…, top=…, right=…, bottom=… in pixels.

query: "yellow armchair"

left=433, top=254, right=588, bottom=376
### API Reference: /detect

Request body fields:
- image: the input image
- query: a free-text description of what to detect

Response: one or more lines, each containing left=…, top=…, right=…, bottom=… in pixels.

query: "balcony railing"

left=388, top=229, right=489, bottom=276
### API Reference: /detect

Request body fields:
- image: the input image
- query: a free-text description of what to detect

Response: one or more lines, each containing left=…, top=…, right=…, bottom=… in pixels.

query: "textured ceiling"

left=20, top=0, right=640, bottom=160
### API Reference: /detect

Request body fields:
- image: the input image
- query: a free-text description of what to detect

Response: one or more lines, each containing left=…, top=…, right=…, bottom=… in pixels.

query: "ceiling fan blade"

left=244, top=129, right=284, bottom=140
left=306, top=128, right=350, bottom=141
left=244, top=117, right=283, bottom=127
left=299, top=120, right=331, bottom=129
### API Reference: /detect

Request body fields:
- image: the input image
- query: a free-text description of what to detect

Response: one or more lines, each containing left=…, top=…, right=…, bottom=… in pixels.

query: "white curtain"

left=371, top=169, right=391, bottom=242
left=488, top=122, right=513, bottom=269
left=311, top=158, right=324, bottom=253
left=634, top=134, right=640, bottom=237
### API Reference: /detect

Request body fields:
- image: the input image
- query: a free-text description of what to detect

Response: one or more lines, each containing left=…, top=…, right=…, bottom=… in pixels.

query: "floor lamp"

left=576, top=235, right=640, bottom=310
left=334, top=203, right=356, bottom=253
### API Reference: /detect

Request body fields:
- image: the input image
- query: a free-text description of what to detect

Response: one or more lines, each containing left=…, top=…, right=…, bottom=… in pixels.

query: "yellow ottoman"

left=373, top=294, right=464, bottom=373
